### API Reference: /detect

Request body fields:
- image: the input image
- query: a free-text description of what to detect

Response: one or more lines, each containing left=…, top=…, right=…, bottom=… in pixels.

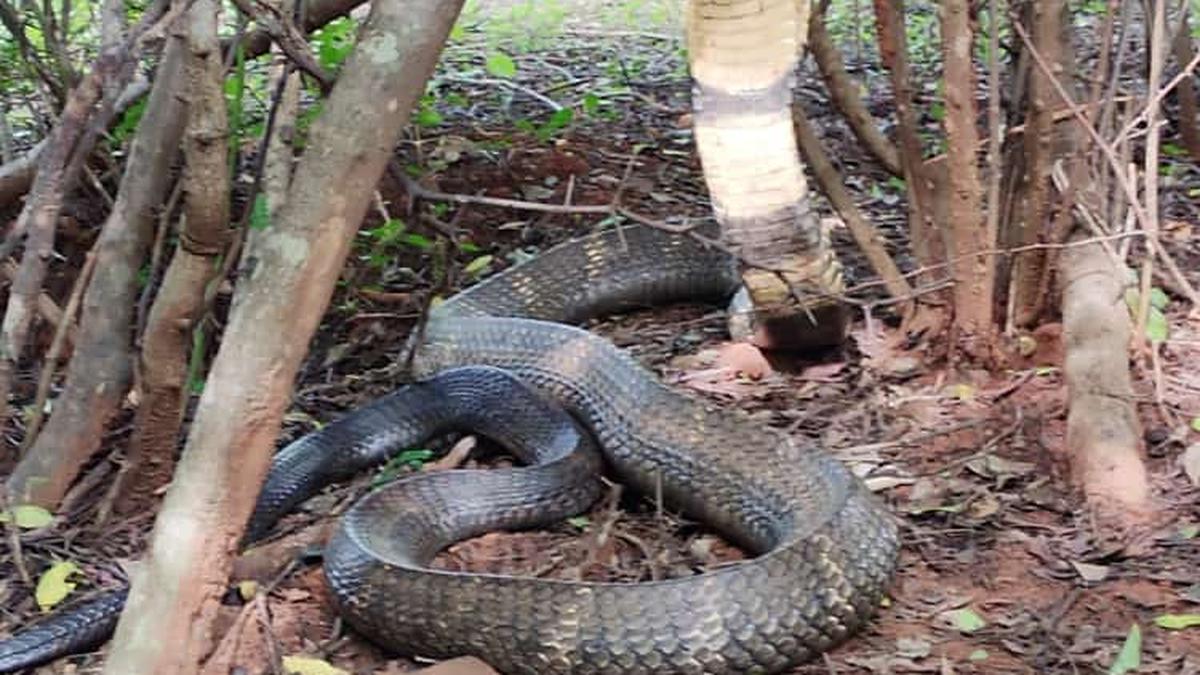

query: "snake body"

left=0, top=225, right=898, bottom=674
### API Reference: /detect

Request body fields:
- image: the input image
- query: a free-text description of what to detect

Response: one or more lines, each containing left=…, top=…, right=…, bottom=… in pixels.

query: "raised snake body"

left=0, top=224, right=898, bottom=674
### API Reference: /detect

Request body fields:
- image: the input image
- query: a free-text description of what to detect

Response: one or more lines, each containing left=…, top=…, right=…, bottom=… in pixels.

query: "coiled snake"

left=0, top=225, right=899, bottom=674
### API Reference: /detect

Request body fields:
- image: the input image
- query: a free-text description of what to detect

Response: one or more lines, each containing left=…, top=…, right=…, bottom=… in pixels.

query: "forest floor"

left=3, top=2, right=1200, bottom=674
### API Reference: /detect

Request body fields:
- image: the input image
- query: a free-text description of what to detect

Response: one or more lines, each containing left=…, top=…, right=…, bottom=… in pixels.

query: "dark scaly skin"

left=326, top=225, right=900, bottom=673
left=0, top=367, right=599, bottom=673
left=0, top=225, right=899, bottom=674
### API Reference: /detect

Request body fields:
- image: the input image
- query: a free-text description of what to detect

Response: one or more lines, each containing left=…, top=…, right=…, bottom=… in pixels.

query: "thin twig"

left=20, top=250, right=97, bottom=456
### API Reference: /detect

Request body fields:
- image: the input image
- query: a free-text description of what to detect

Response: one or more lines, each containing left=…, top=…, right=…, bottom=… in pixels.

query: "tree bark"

left=0, top=140, right=45, bottom=212
left=1060, top=234, right=1152, bottom=530
left=940, top=0, right=993, bottom=354
left=808, top=0, right=902, bottom=176
left=0, top=0, right=168, bottom=440
left=791, top=105, right=912, bottom=303
left=232, top=0, right=368, bottom=61
left=1172, top=6, right=1200, bottom=161
left=5, top=17, right=188, bottom=507
left=1007, top=0, right=1065, bottom=328
left=110, top=0, right=233, bottom=517
left=872, top=0, right=945, bottom=285
left=0, top=79, right=150, bottom=213
left=102, top=1, right=464, bottom=672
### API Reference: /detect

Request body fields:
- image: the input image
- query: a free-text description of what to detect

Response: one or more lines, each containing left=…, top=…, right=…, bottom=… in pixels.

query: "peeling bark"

left=102, top=1, right=465, bottom=671
left=1061, top=235, right=1152, bottom=530
left=111, top=0, right=233, bottom=517
left=5, top=24, right=188, bottom=507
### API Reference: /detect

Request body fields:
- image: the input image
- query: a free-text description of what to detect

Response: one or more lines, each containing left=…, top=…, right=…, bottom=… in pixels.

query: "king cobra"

left=0, top=225, right=899, bottom=674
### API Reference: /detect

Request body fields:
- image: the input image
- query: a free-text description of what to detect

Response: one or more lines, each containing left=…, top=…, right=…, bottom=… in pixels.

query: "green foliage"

left=37, top=561, right=82, bottom=610
left=373, top=448, right=435, bottom=487
left=110, top=97, right=148, bottom=145
left=1108, top=624, right=1141, bottom=675
left=360, top=218, right=434, bottom=269
left=1154, top=614, right=1200, bottom=630
left=0, top=504, right=54, bottom=529
left=1124, top=286, right=1171, bottom=344
left=485, top=51, right=518, bottom=78
left=249, top=194, right=271, bottom=230
left=314, top=17, right=356, bottom=71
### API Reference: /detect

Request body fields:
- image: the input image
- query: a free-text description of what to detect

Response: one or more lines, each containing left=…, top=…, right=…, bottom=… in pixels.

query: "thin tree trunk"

left=0, top=79, right=151, bottom=213
left=1008, top=0, right=1065, bottom=328
left=110, top=0, right=233, bottom=517
left=940, top=0, right=993, bottom=355
left=5, top=17, right=188, bottom=507
left=0, top=0, right=168, bottom=444
left=1172, top=6, right=1200, bottom=161
left=808, top=0, right=902, bottom=176
left=872, top=0, right=945, bottom=284
left=103, top=1, right=464, bottom=672
left=0, top=140, right=44, bottom=212
left=791, top=105, right=912, bottom=303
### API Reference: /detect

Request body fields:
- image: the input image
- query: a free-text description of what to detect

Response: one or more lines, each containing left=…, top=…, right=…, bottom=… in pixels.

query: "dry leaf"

left=1182, top=444, right=1200, bottom=486
left=715, top=342, right=772, bottom=380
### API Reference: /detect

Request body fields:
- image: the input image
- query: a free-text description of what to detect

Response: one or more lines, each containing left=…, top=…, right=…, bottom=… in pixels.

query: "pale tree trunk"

left=940, top=0, right=994, bottom=356
left=6, top=24, right=189, bottom=507
left=687, top=0, right=848, bottom=351
left=102, top=1, right=465, bottom=672
left=110, top=0, right=233, bottom=517
left=1061, top=237, right=1151, bottom=529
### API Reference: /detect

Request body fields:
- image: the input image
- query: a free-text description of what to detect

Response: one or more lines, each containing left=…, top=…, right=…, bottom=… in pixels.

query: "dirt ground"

left=2, top=4, right=1200, bottom=675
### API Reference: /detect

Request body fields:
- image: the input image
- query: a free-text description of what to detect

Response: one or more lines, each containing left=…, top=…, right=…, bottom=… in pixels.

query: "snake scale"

left=0, top=224, right=899, bottom=674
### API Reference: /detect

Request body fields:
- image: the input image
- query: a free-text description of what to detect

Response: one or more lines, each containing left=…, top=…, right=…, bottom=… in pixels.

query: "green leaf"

left=1191, top=417, right=1200, bottom=432
left=110, top=98, right=148, bottom=144
left=567, top=516, right=590, bottom=530
left=968, top=649, right=989, bottom=661
left=535, top=108, right=575, bottom=141
left=1146, top=307, right=1169, bottom=343
left=1148, top=287, right=1169, bottom=309
left=485, top=52, right=517, bottom=78
left=1154, top=614, right=1200, bottom=630
left=414, top=106, right=443, bottom=128
left=1109, top=624, right=1141, bottom=675
left=582, top=93, right=600, bottom=115
left=281, top=655, right=349, bottom=675
left=36, top=561, right=81, bottom=610
left=395, top=449, right=433, bottom=468
left=464, top=254, right=494, bottom=277
left=946, top=607, right=986, bottom=633
left=399, top=233, right=433, bottom=250
left=1180, top=523, right=1199, bottom=539
left=0, top=504, right=54, bottom=529
left=249, top=194, right=271, bottom=231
